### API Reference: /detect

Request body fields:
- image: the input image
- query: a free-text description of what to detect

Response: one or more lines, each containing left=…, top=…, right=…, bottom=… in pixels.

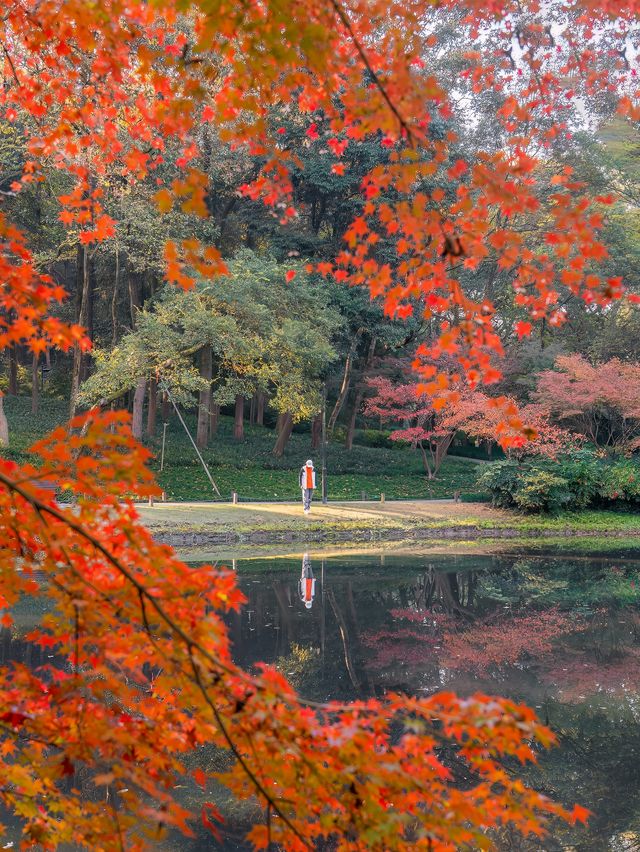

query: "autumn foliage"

left=364, top=362, right=573, bottom=477
left=535, top=354, right=640, bottom=452
left=0, top=0, right=636, bottom=846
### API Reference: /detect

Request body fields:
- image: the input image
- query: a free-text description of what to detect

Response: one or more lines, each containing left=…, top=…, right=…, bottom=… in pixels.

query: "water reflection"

left=2, top=547, right=640, bottom=849
left=223, top=548, right=640, bottom=849
left=299, top=552, right=316, bottom=609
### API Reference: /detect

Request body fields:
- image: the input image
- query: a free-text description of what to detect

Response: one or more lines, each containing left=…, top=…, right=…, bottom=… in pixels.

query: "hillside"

left=1, top=396, right=486, bottom=502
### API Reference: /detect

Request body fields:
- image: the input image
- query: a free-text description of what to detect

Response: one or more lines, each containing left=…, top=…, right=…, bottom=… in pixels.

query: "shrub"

left=476, top=460, right=523, bottom=509
left=554, top=449, right=601, bottom=509
left=513, top=469, right=573, bottom=513
left=600, top=459, right=640, bottom=503
left=353, top=428, right=394, bottom=449
left=478, top=450, right=640, bottom=513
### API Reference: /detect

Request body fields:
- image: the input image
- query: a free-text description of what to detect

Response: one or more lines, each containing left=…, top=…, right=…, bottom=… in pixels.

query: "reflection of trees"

left=327, top=589, right=362, bottom=695
left=415, top=567, right=475, bottom=618
left=518, top=705, right=640, bottom=851
left=229, top=557, right=640, bottom=850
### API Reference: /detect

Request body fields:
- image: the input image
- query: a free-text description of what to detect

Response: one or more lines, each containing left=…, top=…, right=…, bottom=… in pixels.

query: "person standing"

left=299, top=458, right=316, bottom=514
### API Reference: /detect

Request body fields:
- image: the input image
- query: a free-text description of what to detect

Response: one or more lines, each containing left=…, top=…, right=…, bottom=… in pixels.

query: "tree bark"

left=328, top=330, right=362, bottom=434
left=128, top=266, right=142, bottom=329
left=70, top=244, right=90, bottom=418
left=234, top=394, right=245, bottom=441
left=272, top=411, right=293, bottom=457
left=111, top=245, right=120, bottom=347
left=255, top=392, right=265, bottom=426
left=196, top=345, right=212, bottom=449
left=210, top=401, right=220, bottom=438
left=8, top=346, right=18, bottom=395
left=311, top=413, right=322, bottom=449
left=344, top=386, right=363, bottom=451
left=132, top=377, right=146, bottom=441
left=249, top=394, right=256, bottom=426
left=345, top=335, right=377, bottom=451
left=146, top=378, right=157, bottom=439
left=0, top=396, right=8, bottom=446
left=161, top=393, right=170, bottom=422
left=31, top=353, right=39, bottom=415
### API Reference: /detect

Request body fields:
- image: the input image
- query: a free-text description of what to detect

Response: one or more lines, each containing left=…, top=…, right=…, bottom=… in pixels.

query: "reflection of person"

left=299, top=552, right=316, bottom=609
left=299, top=458, right=316, bottom=515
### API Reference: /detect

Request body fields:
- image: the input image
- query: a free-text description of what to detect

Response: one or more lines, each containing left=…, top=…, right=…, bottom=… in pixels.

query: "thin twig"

left=0, top=38, right=19, bottom=86
left=188, top=654, right=312, bottom=850
left=328, top=0, right=415, bottom=144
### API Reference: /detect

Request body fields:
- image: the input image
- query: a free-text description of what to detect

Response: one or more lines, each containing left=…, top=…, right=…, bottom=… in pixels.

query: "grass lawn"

left=1, top=396, right=485, bottom=501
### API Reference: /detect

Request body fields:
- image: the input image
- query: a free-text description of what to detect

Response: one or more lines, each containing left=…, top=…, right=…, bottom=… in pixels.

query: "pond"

left=207, top=544, right=640, bottom=851
left=2, top=543, right=640, bottom=850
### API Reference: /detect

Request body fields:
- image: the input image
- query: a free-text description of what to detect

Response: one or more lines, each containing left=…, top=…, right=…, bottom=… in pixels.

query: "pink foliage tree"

left=535, top=354, right=640, bottom=452
left=363, top=372, right=490, bottom=478
left=364, top=363, right=574, bottom=478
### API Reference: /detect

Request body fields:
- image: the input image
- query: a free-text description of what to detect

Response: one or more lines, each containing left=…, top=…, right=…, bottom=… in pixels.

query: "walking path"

left=138, top=498, right=503, bottom=531
left=137, top=499, right=640, bottom=548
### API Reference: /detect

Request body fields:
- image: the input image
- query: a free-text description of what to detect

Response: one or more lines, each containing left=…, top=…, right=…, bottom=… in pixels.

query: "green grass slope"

left=1, top=396, right=484, bottom=501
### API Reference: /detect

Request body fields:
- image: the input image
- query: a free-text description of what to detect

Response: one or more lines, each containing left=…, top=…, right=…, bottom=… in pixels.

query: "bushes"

left=353, top=428, right=394, bottom=449
left=478, top=450, right=640, bottom=513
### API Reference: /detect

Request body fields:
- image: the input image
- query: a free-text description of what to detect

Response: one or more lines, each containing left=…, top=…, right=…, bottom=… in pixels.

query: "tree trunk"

left=70, top=244, right=90, bottom=418
left=8, top=346, right=18, bottom=395
left=79, top=253, right=96, bottom=384
left=255, top=392, right=265, bottom=426
left=344, top=335, right=377, bottom=451
left=418, top=441, right=434, bottom=479
left=0, top=396, right=8, bottom=446
left=311, top=414, right=322, bottom=449
left=196, top=345, right=212, bottom=449
left=161, top=393, right=170, bottom=422
left=272, top=411, right=294, bottom=457
left=345, top=386, right=363, bottom=451
left=128, top=266, right=142, bottom=329
left=31, top=353, right=39, bottom=415
left=111, top=245, right=120, bottom=346
left=210, top=402, right=220, bottom=438
left=132, top=377, right=146, bottom=440
left=234, top=394, right=245, bottom=441
left=328, top=331, right=362, bottom=434
left=249, top=394, right=256, bottom=426
left=433, top=433, right=455, bottom=476
left=146, top=378, right=157, bottom=439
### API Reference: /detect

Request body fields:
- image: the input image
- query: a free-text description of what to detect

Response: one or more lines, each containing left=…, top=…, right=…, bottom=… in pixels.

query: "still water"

left=2, top=544, right=640, bottom=850
left=211, top=545, right=640, bottom=851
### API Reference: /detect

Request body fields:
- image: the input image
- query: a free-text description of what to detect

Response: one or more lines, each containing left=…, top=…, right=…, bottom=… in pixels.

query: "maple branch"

left=0, top=38, right=19, bottom=86
left=328, top=0, right=415, bottom=144
left=188, top=653, right=313, bottom=850
left=0, top=470, right=318, bottom=844
left=0, top=721, right=63, bottom=751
